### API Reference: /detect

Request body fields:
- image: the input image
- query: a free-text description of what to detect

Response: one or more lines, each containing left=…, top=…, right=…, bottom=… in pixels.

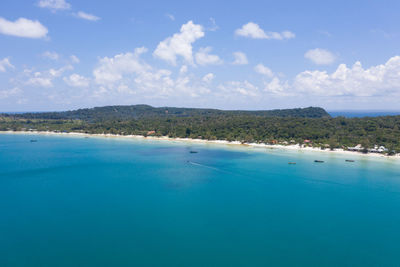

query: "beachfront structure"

left=347, top=144, right=363, bottom=152
left=347, top=144, right=388, bottom=153
left=369, top=145, right=388, bottom=153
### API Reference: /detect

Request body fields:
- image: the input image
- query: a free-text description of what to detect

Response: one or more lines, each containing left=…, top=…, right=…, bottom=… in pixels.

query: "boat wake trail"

left=187, top=161, right=263, bottom=182
left=187, top=161, right=223, bottom=171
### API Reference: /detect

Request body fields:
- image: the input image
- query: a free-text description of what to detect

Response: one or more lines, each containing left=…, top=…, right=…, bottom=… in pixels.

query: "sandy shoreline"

left=1, top=130, right=399, bottom=161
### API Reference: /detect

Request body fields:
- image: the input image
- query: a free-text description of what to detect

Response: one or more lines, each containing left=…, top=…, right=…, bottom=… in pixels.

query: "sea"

left=1, top=133, right=400, bottom=266
left=328, top=110, right=400, bottom=117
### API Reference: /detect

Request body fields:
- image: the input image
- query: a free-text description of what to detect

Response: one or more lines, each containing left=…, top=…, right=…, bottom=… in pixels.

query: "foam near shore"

left=1, top=130, right=399, bottom=161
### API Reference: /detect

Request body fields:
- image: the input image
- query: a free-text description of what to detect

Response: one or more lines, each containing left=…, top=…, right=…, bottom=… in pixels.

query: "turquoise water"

left=1, top=134, right=400, bottom=266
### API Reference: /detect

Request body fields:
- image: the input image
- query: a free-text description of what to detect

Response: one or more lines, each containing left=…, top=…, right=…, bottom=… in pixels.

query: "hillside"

left=6, top=105, right=331, bottom=121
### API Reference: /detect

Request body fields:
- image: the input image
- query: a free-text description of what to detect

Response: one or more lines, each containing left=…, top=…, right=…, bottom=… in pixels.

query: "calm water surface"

left=1, top=133, right=400, bottom=266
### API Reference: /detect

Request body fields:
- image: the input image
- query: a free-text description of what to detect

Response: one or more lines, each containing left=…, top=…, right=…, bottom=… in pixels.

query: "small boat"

left=189, top=151, right=198, bottom=154
left=30, top=140, right=38, bottom=142
left=314, top=160, right=324, bottom=163
left=288, top=162, right=296, bottom=165
left=345, top=159, right=355, bottom=162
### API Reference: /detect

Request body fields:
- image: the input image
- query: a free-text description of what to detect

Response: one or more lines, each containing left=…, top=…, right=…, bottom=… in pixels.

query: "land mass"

left=1, top=105, right=399, bottom=155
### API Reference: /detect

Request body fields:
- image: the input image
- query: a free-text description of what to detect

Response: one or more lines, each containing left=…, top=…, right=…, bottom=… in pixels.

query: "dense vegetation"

left=1, top=105, right=399, bottom=154
left=5, top=105, right=330, bottom=121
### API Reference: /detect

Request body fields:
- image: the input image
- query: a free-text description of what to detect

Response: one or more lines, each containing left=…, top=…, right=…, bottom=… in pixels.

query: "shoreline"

left=1, top=130, right=399, bottom=161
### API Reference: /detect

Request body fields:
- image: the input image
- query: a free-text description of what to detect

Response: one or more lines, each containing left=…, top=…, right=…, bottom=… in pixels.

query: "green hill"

left=9, top=105, right=330, bottom=121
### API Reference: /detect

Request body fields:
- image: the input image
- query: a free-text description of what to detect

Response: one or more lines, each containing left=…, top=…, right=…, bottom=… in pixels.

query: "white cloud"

left=263, top=77, right=291, bottom=96
left=179, top=65, right=188, bottom=74
left=235, top=22, right=295, bottom=40
left=0, top=87, right=21, bottom=99
left=254, top=63, right=273, bottom=77
left=42, top=51, right=59, bottom=60
left=195, top=47, right=223, bottom=66
left=37, top=0, right=70, bottom=10
left=232, top=52, right=248, bottom=65
left=294, top=56, right=400, bottom=97
left=166, top=13, right=175, bottom=21
left=92, top=47, right=215, bottom=99
left=75, top=11, right=101, bottom=21
left=202, top=73, right=215, bottom=83
left=218, top=80, right=259, bottom=96
left=0, top=17, right=48, bottom=39
left=26, top=65, right=73, bottom=88
left=153, top=21, right=205, bottom=65
left=64, top=73, right=90, bottom=87
left=70, top=55, right=80, bottom=64
left=208, top=17, right=218, bottom=31
left=93, top=47, right=150, bottom=86
left=304, top=48, right=336, bottom=65
left=27, top=76, right=53, bottom=87
left=0, top=58, right=14, bottom=72
left=49, top=65, right=73, bottom=77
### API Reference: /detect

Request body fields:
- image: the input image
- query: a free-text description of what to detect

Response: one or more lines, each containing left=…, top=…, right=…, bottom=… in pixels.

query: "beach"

left=1, top=130, right=399, bottom=161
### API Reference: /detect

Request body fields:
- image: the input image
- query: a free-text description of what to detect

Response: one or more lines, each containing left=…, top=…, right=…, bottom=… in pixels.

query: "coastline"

left=1, top=130, right=399, bottom=161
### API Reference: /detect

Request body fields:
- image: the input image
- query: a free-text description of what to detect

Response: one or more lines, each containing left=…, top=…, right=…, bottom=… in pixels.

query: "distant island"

left=1, top=105, right=399, bottom=155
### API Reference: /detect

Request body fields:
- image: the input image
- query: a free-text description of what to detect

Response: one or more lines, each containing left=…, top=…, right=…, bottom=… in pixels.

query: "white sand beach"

left=2, top=130, right=399, bottom=161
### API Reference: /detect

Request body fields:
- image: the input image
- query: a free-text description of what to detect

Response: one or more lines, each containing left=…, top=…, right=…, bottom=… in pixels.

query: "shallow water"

left=1, top=133, right=400, bottom=266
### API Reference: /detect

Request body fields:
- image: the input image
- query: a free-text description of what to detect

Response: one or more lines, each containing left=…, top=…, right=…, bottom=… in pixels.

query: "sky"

left=1, top=0, right=400, bottom=111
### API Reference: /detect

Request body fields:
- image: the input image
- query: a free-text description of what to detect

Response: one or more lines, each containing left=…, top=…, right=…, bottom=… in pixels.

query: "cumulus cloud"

left=232, top=52, right=248, bottom=65
left=0, top=58, right=14, bottom=72
left=254, top=63, right=274, bottom=77
left=42, top=51, right=59, bottom=60
left=27, top=75, right=53, bottom=87
left=218, top=80, right=259, bottom=97
left=49, top=65, right=73, bottom=77
left=153, top=21, right=205, bottom=65
left=179, top=65, right=188, bottom=74
left=294, top=56, right=400, bottom=96
left=70, top=55, right=80, bottom=64
left=75, top=11, right=101, bottom=21
left=235, top=22, right=295, bottom=40
left=0, top=87, right=21, bottom=99
left=195, top=47, right=223, bottom=66
left=92, top=47, right=216, bottom=99
left=37, top=0, right=70, bottom=11
left=26, top=65, right=73, bottom=87
left=0, top=17, right=48, bottom=39
left=64, top=73, right=90, bottom=87
left=93, top=47, right=150, bottom=86
left=202, top=73, right=215, bottom=83
left=263, top=77, right=291, bottom=96
left=304, top=48, right=336, bottom=65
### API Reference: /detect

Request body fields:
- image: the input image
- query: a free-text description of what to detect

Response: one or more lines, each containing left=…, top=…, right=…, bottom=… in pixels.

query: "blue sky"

left=1, top=0, right=400, bottom=111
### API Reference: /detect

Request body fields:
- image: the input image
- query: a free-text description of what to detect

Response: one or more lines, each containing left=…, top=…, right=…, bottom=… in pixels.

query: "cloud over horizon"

left=2, top=0, right=400, bottom=111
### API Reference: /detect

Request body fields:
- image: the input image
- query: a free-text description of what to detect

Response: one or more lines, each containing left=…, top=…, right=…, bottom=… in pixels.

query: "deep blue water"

left=1, top=134, right=400, bottom=266
left=329, top=110, right=400, bottom=118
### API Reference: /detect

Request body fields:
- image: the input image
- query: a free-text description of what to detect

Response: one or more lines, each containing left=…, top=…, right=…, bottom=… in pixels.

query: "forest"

left=1, top=105, right=399, bottom=154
